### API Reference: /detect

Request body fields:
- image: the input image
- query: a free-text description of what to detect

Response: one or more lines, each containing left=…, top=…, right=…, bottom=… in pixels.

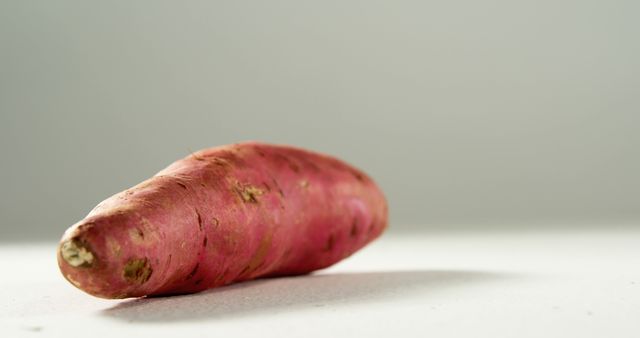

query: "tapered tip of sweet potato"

left=57, top=237, right=145, bottom=299
left=57, top=217, right=157, bottom=299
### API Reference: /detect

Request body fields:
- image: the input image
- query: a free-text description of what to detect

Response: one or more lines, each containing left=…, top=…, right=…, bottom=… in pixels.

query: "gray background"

left=1, top=1, right=639, bottom=241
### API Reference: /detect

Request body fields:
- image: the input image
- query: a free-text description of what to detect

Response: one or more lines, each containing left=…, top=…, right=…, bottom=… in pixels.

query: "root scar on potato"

left=60, top=240, right=94, bottom=267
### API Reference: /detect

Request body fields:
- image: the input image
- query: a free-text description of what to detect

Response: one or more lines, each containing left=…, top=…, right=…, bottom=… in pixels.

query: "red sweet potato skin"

left=57, top=142, right=388, bottom=298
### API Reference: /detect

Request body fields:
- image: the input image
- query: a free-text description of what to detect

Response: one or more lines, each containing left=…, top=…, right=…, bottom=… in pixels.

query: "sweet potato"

left=58, top=142, right=388, bottom=298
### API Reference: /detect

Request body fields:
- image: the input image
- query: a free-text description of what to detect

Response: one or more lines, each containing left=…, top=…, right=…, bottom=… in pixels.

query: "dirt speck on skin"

left=123, top=258, right=152, bottom=284
left=325, top=234, right=335, bottom=251
left=196, top=210, right=203, bottom=231
left=289, top=162, right=300, bottom=173
left=186, top=263, right=200, bottom=280
left=351, top=170, right=365, bottom=182
left=350, top=219, right=359, bottom=237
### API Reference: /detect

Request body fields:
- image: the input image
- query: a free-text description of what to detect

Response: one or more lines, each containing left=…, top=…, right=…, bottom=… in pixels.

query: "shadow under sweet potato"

left=101, top=269, right=511, bottom=323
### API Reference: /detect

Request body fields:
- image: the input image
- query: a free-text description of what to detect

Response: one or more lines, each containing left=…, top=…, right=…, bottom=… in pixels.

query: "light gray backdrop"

left=1, top=1, right=639, bottom=241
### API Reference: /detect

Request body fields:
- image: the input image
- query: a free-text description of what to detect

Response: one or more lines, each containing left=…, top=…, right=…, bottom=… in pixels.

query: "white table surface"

left=2, top=227, right=639, bottom=337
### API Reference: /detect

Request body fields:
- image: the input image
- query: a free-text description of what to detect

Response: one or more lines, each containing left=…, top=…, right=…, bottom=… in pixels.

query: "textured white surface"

left=2, top=228, right=639, bottom=337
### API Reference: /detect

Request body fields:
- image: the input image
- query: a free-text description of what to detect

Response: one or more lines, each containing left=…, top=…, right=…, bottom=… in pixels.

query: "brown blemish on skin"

left=325, top=234, right=335, bottom=252
left=302, top=158, right=321, bottom=172
left=106, top=237, right=122, bottom=258
left=352, top=170, right=365, bottom=182
left=239, top=265, right=251, bottom=276
left=272, top=153, right=289, bottom=163
left=123, top=258, right=152, bottom=284
left=234, top=183, right=264, bottom=203
left=129, top=227, right=145, bottom=243
left=76, top=222, right=96, bottom=233
left=245, top=231, right=273, bottom=275
left=270, top=177, right=284, bottom=197
left=350, top=219, right=359, bottom=237
left=203, top=236, right=208, bottom=247
left=186, top=263, right=200, bottom=280
left=223, top=233, right=239, bottom=247
left=130, top=217, right=162, bottom=246
left=176, top=182, right=188, bottom=190
left=190, top=150, right=206, bottom=161
left=196, top=210, right=203, bottom=231
left=195, top=278, right=203, bottom=285
left=289, top=162, right=300, bottom=173
left=212, top=157, right=230, bottom=167
left=215, top=267, right=230, bottom=284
